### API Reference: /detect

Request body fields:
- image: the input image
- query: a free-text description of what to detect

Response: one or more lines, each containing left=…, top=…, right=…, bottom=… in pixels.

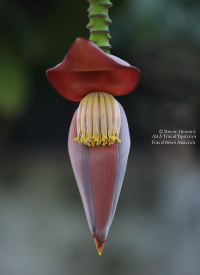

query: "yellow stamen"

left=93, top=92, right=100, bottom=146
left=99, top=92, right=107, bottom=145
left=86, top=94, right=93, bottom=141
left=74, top=92, right=122, bottom=146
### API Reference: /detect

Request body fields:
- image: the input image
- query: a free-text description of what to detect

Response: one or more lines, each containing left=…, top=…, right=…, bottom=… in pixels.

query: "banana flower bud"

left=46, top=38, right=140, bottom=255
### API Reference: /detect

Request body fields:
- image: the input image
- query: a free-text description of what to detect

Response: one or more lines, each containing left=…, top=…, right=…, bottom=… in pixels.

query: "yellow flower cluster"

left=74, top=92, right=122, bottom=146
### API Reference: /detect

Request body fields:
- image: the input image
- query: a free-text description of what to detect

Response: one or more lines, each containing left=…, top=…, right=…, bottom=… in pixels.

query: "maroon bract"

left=68, top=103, right=130, bottom=254
left=46, top=38, right=140, bottom=101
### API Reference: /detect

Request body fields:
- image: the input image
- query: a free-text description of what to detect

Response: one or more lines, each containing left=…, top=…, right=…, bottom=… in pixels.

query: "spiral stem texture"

left=87, top=0, right=113, bottom=53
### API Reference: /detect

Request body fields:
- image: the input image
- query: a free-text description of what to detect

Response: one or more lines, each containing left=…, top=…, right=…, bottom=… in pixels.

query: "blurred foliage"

left=0, top=0, right=89, bottom=119
left=111, top=0, right=200, bottom=51
left=0, top=43, right=30, bottom=119
left=0, top=0, right=199, bottom=122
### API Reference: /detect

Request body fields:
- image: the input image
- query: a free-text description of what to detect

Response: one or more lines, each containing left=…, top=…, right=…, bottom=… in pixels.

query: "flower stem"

left=86, top=0, right=113, bottom=54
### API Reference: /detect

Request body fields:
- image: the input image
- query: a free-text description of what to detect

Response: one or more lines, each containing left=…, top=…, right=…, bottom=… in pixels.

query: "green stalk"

left=86, top=0, right=112, bottom=54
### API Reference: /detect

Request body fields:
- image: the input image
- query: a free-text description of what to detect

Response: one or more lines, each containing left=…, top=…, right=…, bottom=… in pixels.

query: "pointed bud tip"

left=94, top=237, right=105, bottom=256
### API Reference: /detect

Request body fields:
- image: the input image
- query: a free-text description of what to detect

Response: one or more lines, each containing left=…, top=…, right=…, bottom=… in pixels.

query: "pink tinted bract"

left=46, top=38, right=140, bottom=101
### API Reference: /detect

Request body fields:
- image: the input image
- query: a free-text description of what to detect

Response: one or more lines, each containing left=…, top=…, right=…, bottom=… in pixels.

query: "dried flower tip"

left=74, top=92, right=122, bottom=146
left=94, top=237, right=105, bottom=256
